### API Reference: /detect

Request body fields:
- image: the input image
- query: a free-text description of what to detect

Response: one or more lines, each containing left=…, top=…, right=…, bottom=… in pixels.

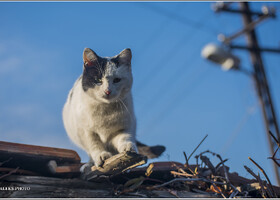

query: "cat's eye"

left=113, top=78, right=121, bottom=83
left=95, top=78, right=102, bottom=85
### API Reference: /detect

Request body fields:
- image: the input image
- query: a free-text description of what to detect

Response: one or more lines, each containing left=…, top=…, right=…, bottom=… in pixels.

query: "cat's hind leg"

left=80, top=157, right=94, bottom=174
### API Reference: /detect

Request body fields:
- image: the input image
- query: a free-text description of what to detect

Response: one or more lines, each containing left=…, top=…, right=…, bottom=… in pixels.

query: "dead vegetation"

left=0, top=134, right=280, bottom=198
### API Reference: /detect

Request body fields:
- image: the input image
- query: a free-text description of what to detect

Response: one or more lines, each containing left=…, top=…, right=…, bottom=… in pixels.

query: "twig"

left=178, top=168, right=188, bottom=174
left=228, top=183, right=239, bottom=196
left=0, top=167, right=19, bottom=179
left=212, top=174, right=237, bottom=193
left=216, top=154, right=230, bottom=183
left=197, top=150, right=229, bottom=176
left=0, top=157, right=13, bottom=167
left=172, top=162, right=195, bottom=176
left=144, top=177, right=164, bottom=183
left=269, top=130, right=280, bottom=148
left=257, top=173, right=267, bottom=198
left=200, top=155, right=215, bottom=174
left=268, top=131, right=280, bottom=167
left=152, top=177, right=226, bottom=189
left=0, top=167, right=39, bottom=176
left=215, top=159, right=228, bottom=170
left=185, top=165, right=196, bottom=175
left=188, top=134, right=208, bottom=162
left=241, top=191, right=249, bottom=197
left=171, top=171, right=193, bottom=177
left=117, top=188, right=146, bottom=197
left=195, top=155, right=199, bottom=170
left=268, top=147, right=280, bottom=167
left=244, top=165, right=259, bottom=180
left=248, top=157, right=277, bottom=198
left=179, top=167, right=195, bottom=177
left=167, top=188, right=180, bottom=198
left=229, top=189, right=239, bottom=198
left=270, top=157, right=280, bottom=167
left=212, top=183, right=226, bottom=198
left=183, top=151, right=188, bottom=166
left=121, top=192, right=148, bottom=198
left=263, top=180, right=274, bottom=198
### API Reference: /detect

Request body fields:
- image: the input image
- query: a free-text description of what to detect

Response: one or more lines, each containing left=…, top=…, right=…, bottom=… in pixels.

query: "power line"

left=140, top=65, right=211, bottom=136
left=135, top=25, right=215, bottom=120
left=136, top=4, right=184, bottom=58
left=134, top=33, right=191, bottom=97
left=137, top=19, right=169, bottom=57
left=136, top=42, right=204, bottom=113
left=220, top=104, right=257, bottom=155
left=136, top=33, right=214, bottom=136
left=139, top=3, right=219, bottom=37
left=134, top=9, right=217, bottom=98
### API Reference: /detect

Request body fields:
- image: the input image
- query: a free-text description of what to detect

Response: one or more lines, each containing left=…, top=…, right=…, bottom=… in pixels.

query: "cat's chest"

left=84, top=102, right=132, bottom=132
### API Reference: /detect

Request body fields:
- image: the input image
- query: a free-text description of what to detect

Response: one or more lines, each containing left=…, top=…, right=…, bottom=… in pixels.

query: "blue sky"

left=0, top=2, right=280, bottom=185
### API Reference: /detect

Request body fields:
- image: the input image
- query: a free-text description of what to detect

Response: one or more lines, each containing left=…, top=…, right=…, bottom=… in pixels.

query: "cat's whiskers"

left=118, top=98, right=133, bottom=120
left=116, top=100, right=125, bottom=116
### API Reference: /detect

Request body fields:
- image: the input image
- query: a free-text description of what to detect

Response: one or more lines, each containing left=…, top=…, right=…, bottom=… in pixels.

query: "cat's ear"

left=83, top=48, right=99, bottom=68
left=117, top=48, right=132, bottom=66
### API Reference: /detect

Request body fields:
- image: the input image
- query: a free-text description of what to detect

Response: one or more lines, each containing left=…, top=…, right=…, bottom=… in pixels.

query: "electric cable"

left=134, top=9, right=218, bottom=97
left=139, top=3, right=220, bottom=37
left=136, top=40, right=204, bottom=113
left=140, top=65, right=211, bottom=135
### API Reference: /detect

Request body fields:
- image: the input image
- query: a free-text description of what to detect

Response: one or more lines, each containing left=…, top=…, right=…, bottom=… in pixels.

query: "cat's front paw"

left=94, top=151, right=112, bottom=167
left=119, top=142, right=137, bottom=153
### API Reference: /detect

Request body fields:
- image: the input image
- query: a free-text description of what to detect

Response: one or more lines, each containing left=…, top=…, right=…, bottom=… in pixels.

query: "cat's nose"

left=104, top=90, right=111, bottom=95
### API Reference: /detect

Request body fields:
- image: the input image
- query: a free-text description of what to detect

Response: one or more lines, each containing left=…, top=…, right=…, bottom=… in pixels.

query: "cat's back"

left=63, top=76, right=82, bottom=114
left=62, top=76, right=82, bottom=133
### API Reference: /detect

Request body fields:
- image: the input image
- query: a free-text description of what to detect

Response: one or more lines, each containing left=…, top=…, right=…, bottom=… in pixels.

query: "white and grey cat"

left=63, top=48, right=137, bottom=167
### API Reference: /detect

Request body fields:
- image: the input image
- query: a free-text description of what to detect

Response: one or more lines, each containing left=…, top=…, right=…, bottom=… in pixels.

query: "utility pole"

left=240, top=2, right=280, bottom=185
left=212, top=2, right=280, bottom=185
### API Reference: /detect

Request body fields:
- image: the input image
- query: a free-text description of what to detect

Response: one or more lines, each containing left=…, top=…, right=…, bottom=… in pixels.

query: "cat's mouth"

left=101, top=94, right=118, bottom=103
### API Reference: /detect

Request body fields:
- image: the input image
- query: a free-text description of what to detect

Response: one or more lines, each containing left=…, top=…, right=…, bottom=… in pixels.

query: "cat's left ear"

left=117, top=48, right=132, bottom=67
left=83, top=48, right=99, bottom=68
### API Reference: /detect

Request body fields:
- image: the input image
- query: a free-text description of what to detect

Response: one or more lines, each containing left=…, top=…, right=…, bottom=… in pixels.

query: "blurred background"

left=0, top=2, right=280, bottom=185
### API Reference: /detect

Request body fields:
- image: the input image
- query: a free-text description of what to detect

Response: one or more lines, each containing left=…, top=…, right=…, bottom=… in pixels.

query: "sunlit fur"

left=63, top=48, right=137, bottom=167
left=86, top=61, right=133, bottom=104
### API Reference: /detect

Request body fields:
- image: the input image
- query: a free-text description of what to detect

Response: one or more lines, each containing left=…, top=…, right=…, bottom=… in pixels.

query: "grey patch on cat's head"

left=111, top=48, right=132, bottom=67
left=81, top=48, right=133, bottom=103
left=82, top=48, right=107, bottom=92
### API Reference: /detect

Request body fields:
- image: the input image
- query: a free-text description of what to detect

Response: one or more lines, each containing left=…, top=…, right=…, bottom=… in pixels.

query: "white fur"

left=63, top=49, right=137, bottom=167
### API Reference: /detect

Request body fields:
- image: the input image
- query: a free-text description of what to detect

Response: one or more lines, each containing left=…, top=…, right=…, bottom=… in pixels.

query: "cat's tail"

left=136, top=141, right=166, bottom=159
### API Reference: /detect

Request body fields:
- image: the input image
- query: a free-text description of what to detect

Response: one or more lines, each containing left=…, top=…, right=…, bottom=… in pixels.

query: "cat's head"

left=82, top=48, right=133, bottom=103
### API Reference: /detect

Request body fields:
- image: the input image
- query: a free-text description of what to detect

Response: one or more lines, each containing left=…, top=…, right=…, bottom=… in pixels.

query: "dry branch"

left=0, top=167, right=19, bottom=179
left=90, top=151, right=147, bottom=177
left=248, top=157, right=277, bottom=197
left=186, top=134, right=208, bottom=165
left=0, top=167, right=39, bottom=176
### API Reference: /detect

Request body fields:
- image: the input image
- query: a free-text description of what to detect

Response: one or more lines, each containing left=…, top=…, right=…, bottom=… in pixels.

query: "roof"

left=0, top=141, right=279, bottom=198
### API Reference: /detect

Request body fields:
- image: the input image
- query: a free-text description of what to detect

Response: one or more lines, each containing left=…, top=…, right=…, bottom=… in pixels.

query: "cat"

left=62, top=48, right=137, bottom=167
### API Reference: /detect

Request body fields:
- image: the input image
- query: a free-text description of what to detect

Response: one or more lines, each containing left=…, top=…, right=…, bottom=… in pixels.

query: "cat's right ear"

left=83, top=48, right=98, bottom=68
